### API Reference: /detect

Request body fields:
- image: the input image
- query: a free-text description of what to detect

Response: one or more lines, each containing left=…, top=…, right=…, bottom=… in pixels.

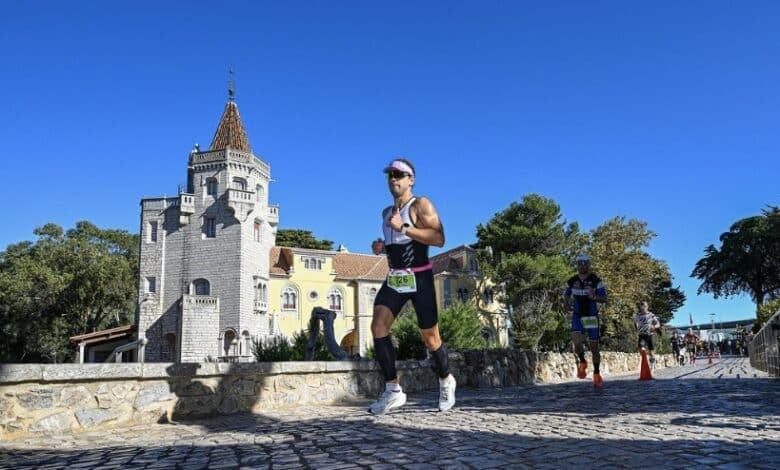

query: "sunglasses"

left=387, top=170, right=409, bottom=180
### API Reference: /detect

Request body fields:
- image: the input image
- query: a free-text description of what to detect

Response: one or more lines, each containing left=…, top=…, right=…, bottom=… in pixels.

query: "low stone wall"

left=0, top=351, right=672, bottom=439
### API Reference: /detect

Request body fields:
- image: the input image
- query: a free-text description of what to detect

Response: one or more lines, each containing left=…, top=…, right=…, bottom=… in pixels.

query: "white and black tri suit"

left=373, top=197, right=439, bottom=329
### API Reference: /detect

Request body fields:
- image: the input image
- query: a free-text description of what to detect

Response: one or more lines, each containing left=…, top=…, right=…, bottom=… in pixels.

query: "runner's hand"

left=388, top=208, right=403, bottom=231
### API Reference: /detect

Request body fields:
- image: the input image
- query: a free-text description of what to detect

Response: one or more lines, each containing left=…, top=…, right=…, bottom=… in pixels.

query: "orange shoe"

left=577, top=361, right=588, bottom=379
left=593, top=373, right=604, bottom=388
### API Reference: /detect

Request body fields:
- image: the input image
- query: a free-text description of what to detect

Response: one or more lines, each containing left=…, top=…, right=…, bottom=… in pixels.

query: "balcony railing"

left=254, top=300, right=268, bottom=312
left=182, top=294, right=219, bottom=310
left=227, top=189, right=256, bottom=220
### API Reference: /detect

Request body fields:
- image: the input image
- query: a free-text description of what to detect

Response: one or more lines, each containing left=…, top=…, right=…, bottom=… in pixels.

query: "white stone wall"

left=179, top=296, right=220, bottom=362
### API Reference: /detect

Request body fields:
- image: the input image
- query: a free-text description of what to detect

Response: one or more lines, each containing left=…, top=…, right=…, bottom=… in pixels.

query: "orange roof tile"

left=209, top=101, right=251, bottom=152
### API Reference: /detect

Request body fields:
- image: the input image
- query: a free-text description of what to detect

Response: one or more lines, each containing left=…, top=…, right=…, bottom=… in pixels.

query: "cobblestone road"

left=1, top=357, right=778, bottom=469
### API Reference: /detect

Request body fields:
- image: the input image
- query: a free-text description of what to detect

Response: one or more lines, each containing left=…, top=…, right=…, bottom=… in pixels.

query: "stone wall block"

left=75, top=408, right=117, bottom=428
left=30, top=411, right=73, bottom=434
left=134, top=382, right=175, bottom=409
left=18, top=388, right=58, bottom=410
left=59, top=386, right=93, bottom=408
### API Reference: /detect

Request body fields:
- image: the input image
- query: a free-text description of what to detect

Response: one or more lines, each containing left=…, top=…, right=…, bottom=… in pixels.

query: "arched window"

left=256, top=184, right=265, bottom=203
left=282, top=286, right=298, bottom=310
left=223, top=330, right=237, bottom=356
left=253, top=219, right=262, bottom=242
left=242, top=331, right=251, bottom=356
left=206, top=177, right=218, bottom=196
left=231, top=177, right=246, bottom=191
left=192, top=278, right=210, bottom=296
left=328, top=288, right=343, bottom=311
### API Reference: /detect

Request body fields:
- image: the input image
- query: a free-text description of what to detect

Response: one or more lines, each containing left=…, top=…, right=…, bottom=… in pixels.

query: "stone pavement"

left=1, top=357, right=778, bottom=469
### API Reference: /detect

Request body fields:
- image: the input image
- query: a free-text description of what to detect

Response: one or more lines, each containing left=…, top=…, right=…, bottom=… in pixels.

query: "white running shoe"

left=368, top=389, right=407, bottom=415
left=438, top=374, right=456, bottom=412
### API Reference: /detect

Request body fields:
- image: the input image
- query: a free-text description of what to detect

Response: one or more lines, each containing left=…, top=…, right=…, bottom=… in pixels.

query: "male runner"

left=684, top=328, right=700, bottom=365
left=634, top=301, right=661, bottom=366
left=369, top=158, right=456, bottom=415
left=565, top=254, right=607, bottom=388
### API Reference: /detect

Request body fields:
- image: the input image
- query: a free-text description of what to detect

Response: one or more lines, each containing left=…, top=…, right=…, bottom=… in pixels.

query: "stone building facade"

left=137, top=98, right=278, bottom=363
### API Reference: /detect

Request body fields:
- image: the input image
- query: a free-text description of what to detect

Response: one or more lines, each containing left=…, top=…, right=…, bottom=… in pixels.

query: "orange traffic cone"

left=639, top=349, right=653, bottom=381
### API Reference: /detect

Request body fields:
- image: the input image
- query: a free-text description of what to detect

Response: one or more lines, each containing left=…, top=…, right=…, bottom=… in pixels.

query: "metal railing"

left=749, top=308, right=780, bottom=377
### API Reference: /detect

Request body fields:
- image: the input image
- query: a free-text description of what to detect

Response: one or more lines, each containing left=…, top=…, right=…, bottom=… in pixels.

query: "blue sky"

left=2, top=1, right=777, bottom=326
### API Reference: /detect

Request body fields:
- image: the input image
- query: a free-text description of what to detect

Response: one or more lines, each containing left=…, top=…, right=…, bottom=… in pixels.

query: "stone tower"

left=136, top=96, right=278, bottom=362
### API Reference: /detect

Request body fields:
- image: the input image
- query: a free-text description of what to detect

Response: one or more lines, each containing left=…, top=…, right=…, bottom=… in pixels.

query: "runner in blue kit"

left=368, top=158, right=456, bottom=415
left=565, top=254, right=608, bottom=388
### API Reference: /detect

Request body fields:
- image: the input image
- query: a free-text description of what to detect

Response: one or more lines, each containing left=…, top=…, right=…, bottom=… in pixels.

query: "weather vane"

left=228, top=67, right=235, bottom=102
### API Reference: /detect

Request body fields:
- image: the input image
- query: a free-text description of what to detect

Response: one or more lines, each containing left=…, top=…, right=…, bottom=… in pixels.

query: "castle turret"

left=137, top=88, right=278, bottom=363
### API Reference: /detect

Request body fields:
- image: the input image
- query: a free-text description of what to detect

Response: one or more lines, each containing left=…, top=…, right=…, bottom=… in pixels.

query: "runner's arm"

left=408, top=197, right=445, bottom=247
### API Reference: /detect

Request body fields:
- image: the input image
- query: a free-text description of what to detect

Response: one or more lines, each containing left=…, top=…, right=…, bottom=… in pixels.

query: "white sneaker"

left=438, top=374, right=456, bottom=412
left=368, top=389, right=407, bottom=415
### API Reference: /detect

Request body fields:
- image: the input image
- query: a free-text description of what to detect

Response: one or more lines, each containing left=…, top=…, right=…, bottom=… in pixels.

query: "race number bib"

left=580, top=316, right=599, bottom=330
left=387, top=269, right=417, bottom=293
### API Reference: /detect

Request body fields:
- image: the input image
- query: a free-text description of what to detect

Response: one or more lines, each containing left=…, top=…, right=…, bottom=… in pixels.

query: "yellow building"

left=266, top=243, right=510, bottom=356
left=268, top=246, right=387, bottom=356
left=431, top=245, right=510, bottom=347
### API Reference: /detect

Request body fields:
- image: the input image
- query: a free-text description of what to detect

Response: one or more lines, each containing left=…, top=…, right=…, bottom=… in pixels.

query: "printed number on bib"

left=388, top=269, right=417, bottom=293
left=580, top=316, right=598, bottom=330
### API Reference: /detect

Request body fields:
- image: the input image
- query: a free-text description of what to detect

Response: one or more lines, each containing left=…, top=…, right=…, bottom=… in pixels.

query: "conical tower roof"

left=209, top=101, right=251, bottom=152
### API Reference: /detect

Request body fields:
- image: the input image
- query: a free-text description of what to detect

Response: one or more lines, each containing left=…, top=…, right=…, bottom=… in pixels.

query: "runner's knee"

left=371, top=306, right=394, bottom=337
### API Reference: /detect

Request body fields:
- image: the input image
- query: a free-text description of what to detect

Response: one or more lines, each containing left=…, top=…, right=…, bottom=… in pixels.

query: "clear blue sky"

left=2, top=2, right=777, bottom=326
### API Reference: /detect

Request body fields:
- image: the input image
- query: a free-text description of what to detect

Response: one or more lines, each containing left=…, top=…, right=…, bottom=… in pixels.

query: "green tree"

left=586, top=217, right=685, bottom=351
left=757, top=297, right=780, bottom=328
left=0, top=221, right=138, bottom=362
left=692, top=208, right=780, bottom=322
left=275, top=229, right=333, bottom=250
left=475, top=194, right=579, bottom=350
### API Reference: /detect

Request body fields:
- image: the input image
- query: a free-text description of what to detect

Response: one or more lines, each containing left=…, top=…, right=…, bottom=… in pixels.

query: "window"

left=282, top=286, right=298, bottom=310
left=469, top=258, right=479, bottom=271
left=328, top=288, right=343, bottom=311
left=302, top=257, right=323, bottom=270
left=231, top=177, right=246, bottom=190
left=146, top=276, right=156, bottom=294
left=256, top=184, right=264, bottom=203
left=255, top=282, right=268, bottom=306
left=242, top=331, right=251, bottom=356
left=204, top=217, right=216, bottom=238
left=253, top=220, right=261, bottom=242
left=223, top=330, right=236, bottom=356
left=192, top=279, right=210, bottom=296
left=206, top=178, right=218, bottom=196
left=457, top=288, right=469, bottom=302
left=149, top=221, right=158, bottom=243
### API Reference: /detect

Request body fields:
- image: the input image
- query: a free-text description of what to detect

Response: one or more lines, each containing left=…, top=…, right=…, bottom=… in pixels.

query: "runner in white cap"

left=368, top=158, right=456, bottom=414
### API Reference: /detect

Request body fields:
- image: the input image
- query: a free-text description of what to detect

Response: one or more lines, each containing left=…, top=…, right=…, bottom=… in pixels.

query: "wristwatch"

left=401, top=223, right=410, bottom=235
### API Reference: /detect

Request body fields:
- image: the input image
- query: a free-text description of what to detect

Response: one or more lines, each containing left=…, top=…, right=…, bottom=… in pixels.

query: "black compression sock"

left=374, top=336, right=397, bottom=382
left=430, top=344, right=450, bottom=379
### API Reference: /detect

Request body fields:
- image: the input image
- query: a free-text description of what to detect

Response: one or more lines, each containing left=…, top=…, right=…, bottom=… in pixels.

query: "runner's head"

left=575, top=254, right=590, bottom=275
left=639, top=301, right=649, bottom=313
left=384, top=158, right=415, bottom=197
